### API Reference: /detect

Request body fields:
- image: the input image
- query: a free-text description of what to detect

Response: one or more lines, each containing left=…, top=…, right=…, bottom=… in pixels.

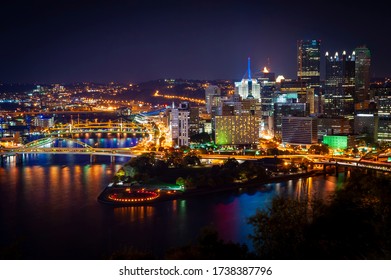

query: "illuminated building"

left=256, top=66, right=278, bottom=135
left=372, top=81, right=391, bottom=142
left=354, top=46, right=371, bottom=107
left=167, top=102, right=190, bottom=147
left=205, top=85, right=221, bottom=114
left=317, top=116, right=352, bottom=140
left=354, top=111, right=378, bottom=143
left=322, top=135, right=355, bottom=150
left=324, top=50, right=355, bottom=116
left=235, top=57, right=261, bottom=100
left=281, top=116, right=318, bottom=145
left=260, top=66, right=275, bottom=82
left=214, top=115, right=259, bottom=146
left=199, top=113, right=212, bottom=134
left=272, top=93, right=308, bottom=136
left=34, top=115, right=54, bottom=128
left=188, top=106, right=201, bottom=136
left=297, top=39, right=321, bottom=88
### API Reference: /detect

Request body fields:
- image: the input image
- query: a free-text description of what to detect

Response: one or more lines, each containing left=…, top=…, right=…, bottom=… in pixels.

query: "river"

left=0, top=137, right=346, bottom=259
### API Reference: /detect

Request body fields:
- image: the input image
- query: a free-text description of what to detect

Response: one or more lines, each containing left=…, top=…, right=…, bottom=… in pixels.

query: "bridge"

left=309, top=156, right=391, bottom=174
left=0, top=136, right=146, bottom=163
left=199, top=153, right=391, bottom=173
left=47, top=118, right=154, bottom=136
left=2, top=137, right=391, bottom=173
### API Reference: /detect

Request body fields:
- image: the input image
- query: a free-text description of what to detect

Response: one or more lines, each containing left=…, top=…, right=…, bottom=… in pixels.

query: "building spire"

left=248, top=57, right=251, bottom=80
left=247, top=57, right=253, bottom=98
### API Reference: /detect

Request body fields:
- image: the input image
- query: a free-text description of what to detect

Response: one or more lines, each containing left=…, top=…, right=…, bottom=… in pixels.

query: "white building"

left=234, top=79, right=261, bottom=100
left=169, top=102, right=190, bottom=147
left=34, top=115, right=54, bottom=128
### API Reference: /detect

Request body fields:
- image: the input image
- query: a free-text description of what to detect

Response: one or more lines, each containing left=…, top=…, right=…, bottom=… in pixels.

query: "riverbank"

left=97, top=169, right=324, bottom=206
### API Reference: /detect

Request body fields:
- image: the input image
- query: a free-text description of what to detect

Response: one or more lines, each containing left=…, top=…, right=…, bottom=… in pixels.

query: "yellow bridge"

left=48, top=118, right=153, bottom=136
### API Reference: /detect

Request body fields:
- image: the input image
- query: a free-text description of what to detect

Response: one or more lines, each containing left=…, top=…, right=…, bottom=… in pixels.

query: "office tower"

left=261, top=66, right=276, bottom=82
left=297, top=39, right=321, bottom=88
left=205, top=85, right=221, bottom=114
left=281, top=116, right=318, bottom=145
left=279, top=80, right=308, bottom=103
left=214, top=115, right=259, bottom=146
left=322, top=135, right=355, bottom=150
left=259, top=80, right=276, bottom=134
left=324, top=50, right=355, bottom=116
left=168, top=102, right=190, bottom=147
left=354, top=112, right=378, bottom=144
left=188, top=106, right=201, bottom=136
left=317, top=116, right=352, bottom=140
left=33, top=115, right=54, bottom=128
left=372, top=81, right=391, bottom=142
left=235, top=57, right=261, bottom=100
left=273, top=93, right=309, bottom=136
left=354, top=46, right=371, bottom=107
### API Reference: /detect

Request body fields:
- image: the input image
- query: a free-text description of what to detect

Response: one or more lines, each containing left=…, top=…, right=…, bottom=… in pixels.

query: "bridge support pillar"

left=15, top=153, right=23, bottom=165
left=110, top=156, right=115, bottom=163
left=335, top=163, right=338, bottom=176
left=90, top=154, right=95, bottom=163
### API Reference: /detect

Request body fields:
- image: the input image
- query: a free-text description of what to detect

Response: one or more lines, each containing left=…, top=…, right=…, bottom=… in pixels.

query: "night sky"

left=1, top=0, right=390, bottom=84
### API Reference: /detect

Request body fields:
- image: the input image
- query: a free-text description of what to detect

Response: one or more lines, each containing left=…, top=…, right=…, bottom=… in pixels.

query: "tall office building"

left=324, top=50, right=355, bottom=116
left=205, top=85, right=221, bottom=114
left=371, top=81, right=391, bottom=142
left=354, top=112, right=378, bottom=143
left=281, top=116, right=318, bottom=145
left=297, top=39, right=321, bottom=88
left=354, top=46, right=371, bottom=106
left=273, top=93, right=309, bottom=136
left=235, top=57, right=261, bottom=100
left=214, top=115, right=259, bottom=146
left=167, top=102, right=190, bottom=147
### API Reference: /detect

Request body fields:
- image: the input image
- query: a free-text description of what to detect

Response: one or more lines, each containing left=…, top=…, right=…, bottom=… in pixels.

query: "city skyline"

left=1, top=0, right=390, bottom=84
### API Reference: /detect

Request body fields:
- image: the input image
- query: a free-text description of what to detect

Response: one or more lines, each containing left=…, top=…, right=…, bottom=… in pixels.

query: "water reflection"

left=0, top=140, right=347, bottom=259
left=114, top=206, right=156, bottom=223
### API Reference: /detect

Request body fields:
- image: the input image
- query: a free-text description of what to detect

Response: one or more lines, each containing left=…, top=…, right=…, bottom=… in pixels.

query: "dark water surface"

left=0, top=138, right=345, bottom=259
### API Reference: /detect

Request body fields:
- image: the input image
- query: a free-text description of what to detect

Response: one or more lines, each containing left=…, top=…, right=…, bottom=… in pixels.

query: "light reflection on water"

left=0, top=138, right=346, bottom=259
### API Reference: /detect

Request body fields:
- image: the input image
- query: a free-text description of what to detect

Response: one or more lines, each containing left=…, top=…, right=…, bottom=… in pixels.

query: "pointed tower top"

left=248, top=57, right=251, bottom=80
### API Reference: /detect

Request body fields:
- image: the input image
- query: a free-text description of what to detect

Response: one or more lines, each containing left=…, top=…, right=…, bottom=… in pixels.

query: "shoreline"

left=97, top=169, right=324, bottom=207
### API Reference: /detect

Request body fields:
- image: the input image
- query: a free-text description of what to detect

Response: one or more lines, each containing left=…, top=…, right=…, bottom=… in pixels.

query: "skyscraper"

left=205, top=85, right=221, bottom=114
left=234, top=57, right=261, bottom=100
left=324, top=50, right=355, bottom=116
left=281, top=116, right=318, bottom=145
left=297, top=39, right=321, bottom=88
left=354, top=45, right=371, bottom=106
left=167, top=102, right=190, bottom=147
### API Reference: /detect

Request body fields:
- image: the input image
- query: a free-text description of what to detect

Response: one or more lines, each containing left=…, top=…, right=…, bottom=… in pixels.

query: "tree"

left=182, top=154, right=201, bottom=166
left=164, top=226, right=254, bottom=259
left=308, top=144, right=329, bottom=155
left=248, top=196, right=323, bottom=259
left=190, top=132, right=211, bottom=144
left=248, top=171, right=391, bottom=259
left=223, top=157, right=239, bottom=170
left=175, top=177, right=185, bottom=186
